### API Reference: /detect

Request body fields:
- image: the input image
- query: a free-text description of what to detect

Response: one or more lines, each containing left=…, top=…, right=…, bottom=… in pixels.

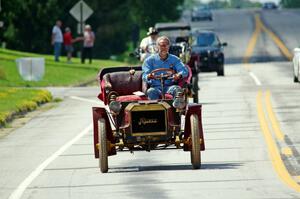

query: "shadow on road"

left=110, top=162, right=242, bottom=173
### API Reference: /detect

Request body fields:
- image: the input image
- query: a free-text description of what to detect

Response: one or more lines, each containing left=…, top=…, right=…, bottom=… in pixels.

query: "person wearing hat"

left=139, top=27, right=159, bottom=62
left=81, top=24, right=95, bottom=64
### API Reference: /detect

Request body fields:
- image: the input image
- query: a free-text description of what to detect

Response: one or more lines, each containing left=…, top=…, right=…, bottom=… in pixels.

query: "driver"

left=139, top=27, right=159, bottom=62
left=142, top=36, right=189, bottom=100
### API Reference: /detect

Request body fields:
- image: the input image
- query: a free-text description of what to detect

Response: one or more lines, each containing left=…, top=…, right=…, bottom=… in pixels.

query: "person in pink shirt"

left=81, top=24, right=95, bottom=64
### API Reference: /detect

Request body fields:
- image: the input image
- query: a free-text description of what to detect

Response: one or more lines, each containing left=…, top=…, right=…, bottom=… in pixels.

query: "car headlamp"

left=172, top=90, right=186, bottom=109
left=109, top=101, right=122, bottom=114
left=173, top=97, right=186, bottom=109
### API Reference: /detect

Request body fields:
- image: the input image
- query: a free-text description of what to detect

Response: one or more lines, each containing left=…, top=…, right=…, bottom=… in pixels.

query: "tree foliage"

left=280, top=0, right=300, bottom=8
left=0, top=0, right=184, bottom=58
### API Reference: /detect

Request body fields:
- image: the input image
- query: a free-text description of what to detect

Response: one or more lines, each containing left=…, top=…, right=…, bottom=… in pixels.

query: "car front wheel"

left=98, top=118, right=108, bottom=173
left=190, top=114, right=201, bottom=169
left=294, top=75, right=299, bottom=83
left=217, top=64, right=224, bottom=76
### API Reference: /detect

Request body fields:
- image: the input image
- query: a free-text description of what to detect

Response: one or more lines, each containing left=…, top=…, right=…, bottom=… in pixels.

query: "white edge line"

left=9, top=124, right=93, bottom=199
left=249, top=71, right=262, bottom=86
left=70, top=96, right=104, bottom=105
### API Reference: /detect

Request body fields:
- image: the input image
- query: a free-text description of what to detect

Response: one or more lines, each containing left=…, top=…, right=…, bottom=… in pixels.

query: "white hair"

left=156, top=36, right=171, bottom=46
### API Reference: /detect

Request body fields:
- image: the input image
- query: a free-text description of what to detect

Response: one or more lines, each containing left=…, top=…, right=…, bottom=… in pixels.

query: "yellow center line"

left=246, top=12, right=297, bottom=191
left=257, top=91, right=300, bottom=192
left=243, top=13, right=293, bottom=66
left=264, top=90, right=285, bottom=141
left=257, top=15, right=293, bottom=61
left=243, top=14, right=262, bottom=66
left=281, top=147, right=293, bottom=156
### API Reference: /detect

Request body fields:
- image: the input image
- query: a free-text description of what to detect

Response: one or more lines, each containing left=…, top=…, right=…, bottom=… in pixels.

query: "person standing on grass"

left=51, top=20, right=63, bottom=62
left=63, top=27, right=82, bottom=63
left=81, top=24, right=95, bottom=64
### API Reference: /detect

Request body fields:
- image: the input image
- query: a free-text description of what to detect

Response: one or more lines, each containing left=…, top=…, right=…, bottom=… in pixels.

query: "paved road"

left=1, top=8, right=300, bottom=199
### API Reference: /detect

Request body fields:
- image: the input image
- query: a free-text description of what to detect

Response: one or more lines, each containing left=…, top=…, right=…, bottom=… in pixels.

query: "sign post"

left=69, top=0, right=93, bottom=34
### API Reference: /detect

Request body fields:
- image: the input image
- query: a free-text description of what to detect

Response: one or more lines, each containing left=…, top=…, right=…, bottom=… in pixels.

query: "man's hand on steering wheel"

left=173, top=73, right=182, bottom=81
left=147, top=73, right=155, bottom=80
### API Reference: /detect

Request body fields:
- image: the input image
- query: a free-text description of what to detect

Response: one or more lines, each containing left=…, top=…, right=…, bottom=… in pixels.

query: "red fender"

left=92, top=107, right=116, bottom=158
left=183, top=104, right=205, bottom=151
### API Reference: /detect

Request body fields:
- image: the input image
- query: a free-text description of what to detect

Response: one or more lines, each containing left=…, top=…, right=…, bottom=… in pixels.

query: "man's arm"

left=51, top=27, right=56, bottom=45
left=142, top=58, right=153, bottom=83
left=174, top=58, right=189, bottom=78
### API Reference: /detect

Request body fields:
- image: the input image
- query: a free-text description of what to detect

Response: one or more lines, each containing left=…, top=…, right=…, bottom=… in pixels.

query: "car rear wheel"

left=98, top=118, right=108, bottom=173
left=190, top=114, right=201, bottom=169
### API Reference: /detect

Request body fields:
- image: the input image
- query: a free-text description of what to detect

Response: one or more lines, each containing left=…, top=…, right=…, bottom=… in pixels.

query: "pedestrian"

left=142, top=36, right=188, bottom=100
left=139, top=27, right=159, bottom=62
left=63, top=27, right=75, bottom=63
left=81, top=24, right=95, bottom=64
left=51, top=20, right=63, bottom=62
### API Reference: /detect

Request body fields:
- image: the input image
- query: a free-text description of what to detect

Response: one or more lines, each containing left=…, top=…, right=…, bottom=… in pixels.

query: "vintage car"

left=188, top=30, right=227, bottom=76
left=293, top=48, right=300, bottom=82
left=191, top=6, right=213, bottom=21
left=155, top=22, right=192, bottom=64
left=92, top=66, right=205, bottom=173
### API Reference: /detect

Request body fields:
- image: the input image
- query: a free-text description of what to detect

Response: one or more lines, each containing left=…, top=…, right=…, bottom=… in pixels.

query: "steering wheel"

left=150, top=68, right=175, bottom=80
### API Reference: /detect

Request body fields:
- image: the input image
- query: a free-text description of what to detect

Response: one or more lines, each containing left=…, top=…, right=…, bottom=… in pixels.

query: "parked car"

left=191, top=6, right=213, bottom=21
left=93, top=66, right=205, bottom=173
left=262, top=2, right=278, bottom=9
left=188, top=30, right=227, bottom=76
left=155, top=22, right=192, bottom=64
left=293, top=48, right=300, bottom=82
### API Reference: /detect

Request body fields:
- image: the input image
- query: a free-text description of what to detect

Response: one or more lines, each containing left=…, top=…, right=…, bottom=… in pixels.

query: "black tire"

left=190, top=114, right=201, bottom=169
left=194, top=60, right=200, bottom=73
left=98, top=118, right=108, bottom=173
left=217, top=64, right=224, bottom=76
left=192, top=75, right=199, bottom=103
left=294, top=75, right=299, bottom=83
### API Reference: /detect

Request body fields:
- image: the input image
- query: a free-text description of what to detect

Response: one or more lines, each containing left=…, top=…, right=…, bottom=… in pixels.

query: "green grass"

left=0, top=48, right=127, bottom=87
left=0, top=87, right=52, bottom=126
left=0, top=48, right=128, bottom=128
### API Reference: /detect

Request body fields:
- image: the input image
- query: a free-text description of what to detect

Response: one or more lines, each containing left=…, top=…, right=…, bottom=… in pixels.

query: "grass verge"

left=0, top=47, right=128, bottom=128
left=0, top=87, right=52, bottom=127
left=0, top=48, right=126, bottom=87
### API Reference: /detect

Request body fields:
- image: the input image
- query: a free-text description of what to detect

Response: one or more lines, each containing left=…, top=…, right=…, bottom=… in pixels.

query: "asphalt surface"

left=1, top=8, right=300, bottom=199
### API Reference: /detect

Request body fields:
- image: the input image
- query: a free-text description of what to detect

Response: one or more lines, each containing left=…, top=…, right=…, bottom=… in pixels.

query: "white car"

left=293, top=48, right=300, bottom=82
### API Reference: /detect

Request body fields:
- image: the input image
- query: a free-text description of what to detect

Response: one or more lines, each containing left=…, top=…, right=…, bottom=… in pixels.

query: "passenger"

left=139, top=27, right=159, bottom=62
left=142, top=36, right=189, bottom=100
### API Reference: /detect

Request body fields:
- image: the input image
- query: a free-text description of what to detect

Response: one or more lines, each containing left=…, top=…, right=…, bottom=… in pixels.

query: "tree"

left=280, top=0, right=300, bottom=8
left=0, top=0, right=185, bottom=58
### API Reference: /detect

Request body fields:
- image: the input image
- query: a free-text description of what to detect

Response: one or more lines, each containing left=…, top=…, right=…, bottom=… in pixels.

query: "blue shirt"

left=142, top=53, right=189, bottom=87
